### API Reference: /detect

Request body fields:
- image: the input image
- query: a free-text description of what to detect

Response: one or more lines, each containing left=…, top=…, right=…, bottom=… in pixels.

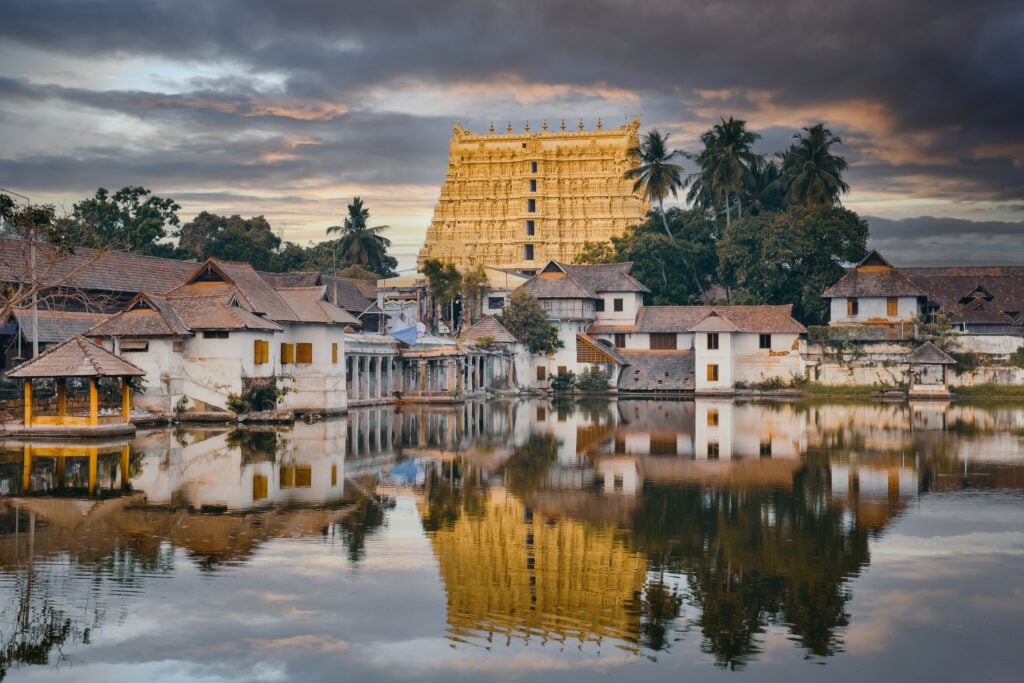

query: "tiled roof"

left=87, top=293, right=192, bottom=337
left=0, top=237, right=196, bottom=294
left=904, top=266, right=1024, bottom=323
left=520, top=272, right=593, bottom=299
left=633, top=305, right=805, bottom=334
left=822, top=267, right=927, bottom=298
left=259, top=270, right=322, bottom=288
left=276, top=287, right=362, bottom=326
left=909, top=341, right=955, bottom=365
left=321, top=275, right=382, bottom=314
left=9, top=309, right=110, bottom=343
left=617, top=350, right=695, bottom=391
left=460, top=316, right=517, bottom=344
left=563, top=262, right=649, bottom=294
left=178, top=259, right=299, bottom=322
left=165, top=292, right=282, bottom=331
left=7, top=335, right=145, bottom=378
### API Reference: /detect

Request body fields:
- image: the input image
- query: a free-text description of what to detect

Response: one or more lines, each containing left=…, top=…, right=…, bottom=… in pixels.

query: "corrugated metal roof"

left=9, top=309, right=110, bottom=343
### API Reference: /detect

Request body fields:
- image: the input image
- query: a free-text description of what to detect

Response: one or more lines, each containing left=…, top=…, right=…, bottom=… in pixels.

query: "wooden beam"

left=89, top=378, right=99, bottom=426
left=23, top=379, right=32, bottom=426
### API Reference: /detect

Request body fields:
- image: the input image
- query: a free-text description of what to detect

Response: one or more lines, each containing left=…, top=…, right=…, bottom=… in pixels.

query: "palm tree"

left=686, top=117, right=762, bottom=226
left=326, top=197, right=392, bottom=275
left=779, top=124, right=849, bottom=207
left=624, top=130, right=685, bottom=239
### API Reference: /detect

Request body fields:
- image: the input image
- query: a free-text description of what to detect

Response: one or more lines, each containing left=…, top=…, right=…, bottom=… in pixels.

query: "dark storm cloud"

left=867, top=216, right=1024, bottom=265
left=2, top=0, right=1023, bottom=254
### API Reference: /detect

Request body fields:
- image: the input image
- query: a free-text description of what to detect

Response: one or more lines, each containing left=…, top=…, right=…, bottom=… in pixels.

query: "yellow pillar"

left=22, top=445, right=31, bottom=492
left=23, top=379, right=32, bottom=426
left=122, top=380, right=131, bottom=422
left=88, top=447, right=97, bottom=495
left=58, top=379, right=67, bottom=418
left=89, top=378, right=99, bottom=426
left=120, top=444, right=130, bottom=489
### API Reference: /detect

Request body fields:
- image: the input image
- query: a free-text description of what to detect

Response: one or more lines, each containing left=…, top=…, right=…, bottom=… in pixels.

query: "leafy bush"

left=575, top=370, right=611, bottom=392
left=951, top=351, right=981, bottom=376
left=550, top=370, right=576, bottom=392
left=1009, top=346, right=1024, bottom=369
left=226, top=376, right=289, bottom=412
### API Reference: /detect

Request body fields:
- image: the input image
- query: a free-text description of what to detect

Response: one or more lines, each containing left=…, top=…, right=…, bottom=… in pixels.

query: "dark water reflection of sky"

left=2, top=399, right=1023, bottom=682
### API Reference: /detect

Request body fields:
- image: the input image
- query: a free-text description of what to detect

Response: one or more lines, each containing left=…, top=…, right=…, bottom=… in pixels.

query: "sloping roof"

left=564, top=262, right=649, bottom=294
left=170, top=259, right=299, bottom=322
left=259, top=270, right=322, bottom=288
left=321, top=275, right=382, bottom=314
left=822, top=267, right=927, bottom=298
left=275, top=287, right=362, bottom=326
left=87, top=292, right=192, bottom=337
left=9, top=309, right=110, bottom=343
left=7, top=335, right=145, bottom=378
left=903, top=266, right=1024, bottom=323
left=690, top=311, right=742, bottom=332
left=634, top=306, right=712, bottom=333
left=165, top=292, right=282, bottom=331
left=460, top=316, right=517, bottom=344
left=0, top=237, right=196, bottom=294
left=909, top=342, right=955, bottom=365
left=520, top=270, right=594, bottom=299
left=576, top=333, right=626, bottom=365
left=617, top=350, right=695, bottom=392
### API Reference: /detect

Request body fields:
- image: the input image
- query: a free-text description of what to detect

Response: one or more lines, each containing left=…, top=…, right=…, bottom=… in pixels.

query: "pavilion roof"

left=7, top=335, right=145, bottom=378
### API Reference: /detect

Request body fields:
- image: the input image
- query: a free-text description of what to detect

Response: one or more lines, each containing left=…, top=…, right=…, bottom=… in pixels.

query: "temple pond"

left=2, top=398, right=1023, bottom=681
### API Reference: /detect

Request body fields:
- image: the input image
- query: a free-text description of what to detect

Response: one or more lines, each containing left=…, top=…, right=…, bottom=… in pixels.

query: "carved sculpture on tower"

left=418, top=117, right=649, bottom=272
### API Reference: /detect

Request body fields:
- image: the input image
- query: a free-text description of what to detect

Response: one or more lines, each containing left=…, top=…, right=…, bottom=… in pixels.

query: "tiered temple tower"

left=418, top=117, right=649, bottom=272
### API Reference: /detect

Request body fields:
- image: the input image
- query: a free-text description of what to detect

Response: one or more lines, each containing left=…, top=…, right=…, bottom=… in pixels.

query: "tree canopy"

left=497, top=289, right=560, bottom=354
left=326, top=197, right=396, bottom=276
left=72, top=186, right=181, bottom=256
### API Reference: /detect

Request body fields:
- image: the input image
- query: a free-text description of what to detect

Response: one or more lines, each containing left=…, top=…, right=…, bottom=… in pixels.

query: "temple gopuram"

left=418, top=117, right=649, bottom=273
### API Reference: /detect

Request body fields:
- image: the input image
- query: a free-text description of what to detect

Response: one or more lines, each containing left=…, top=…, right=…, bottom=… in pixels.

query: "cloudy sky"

left=1, top=0, right=1022, bottom=270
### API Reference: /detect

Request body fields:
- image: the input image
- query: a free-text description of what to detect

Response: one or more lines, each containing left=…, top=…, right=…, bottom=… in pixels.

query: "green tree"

left=779, top=124, right=850, bottom=208
left=422, top=258, right=462, bottom=332
left=326, top=197, right=394, bottom=276
left=180, top=213, right=281, bottom=270
left=72, top=186, right=181, bottom=255
left=624, top=129, right=685, bottom=240
left=687, top=117, right=762, bottom=227
left=496, top=289, right=560, bottom=354
left=716, top=206, right=868, bottom=324
left=460, top=264, right=491, bottom=326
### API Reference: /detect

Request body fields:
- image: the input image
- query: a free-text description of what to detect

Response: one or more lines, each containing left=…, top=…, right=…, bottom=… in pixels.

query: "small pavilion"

left=908, top=341, right=956, bottom=398
left=6, top=335, right=145, bottom=437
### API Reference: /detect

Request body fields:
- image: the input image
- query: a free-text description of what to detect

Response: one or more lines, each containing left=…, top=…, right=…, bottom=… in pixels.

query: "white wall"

left=829, top=296, right=919, bottom=325
left=695, top=331, right=734, bottom=392
left=732, top=332, right=804, bottom=385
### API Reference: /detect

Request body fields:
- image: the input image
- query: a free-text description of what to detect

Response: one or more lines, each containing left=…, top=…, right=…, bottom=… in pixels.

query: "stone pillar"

left=376, top=356, right=384, bottom=399
left=351, top=356, right=361, bottom=401
left=419, top=360, right=427, bottom=393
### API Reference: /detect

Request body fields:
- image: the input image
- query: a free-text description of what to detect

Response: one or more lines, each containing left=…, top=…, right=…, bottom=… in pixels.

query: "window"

left=613, top=298, right=624, bottom=312
left=847, top=298, right=859, bottom=316
left=759, top=334, right=771, bottom=350
left=527, top=198, right=536, bottom=212
left=524, top=244, right=534, bottom=261
left=707, top=442, right=720, bottom=459
left=707, top=364, right=719, bottom=382
left=526, top=219, right=535, bottom=236
left=594, top=299, right=605, bottom=312
left=887, top=297, right=898, bottom=316
left=536, top=366, right=546, bottom=381
left=536, top=406, right=546, bottom=420
left=296, top=343, right=313, bottom=364
left=650, top=333, right=677, bottom=350
left=488, top=296, right=505, bottom=309
left=252, top=474, right=268, bottom=501
left=173, top=340, right=185, bottom=353
left=557, top=365, right=567, bottom=375
left=707, top=333, right=719, bottom=350
left=120, top=340, right=148, bottom=352
left=614, top=333, right=626, bottom=348
left=707, top=409, right=719, bottom=426
left=203, top=330, right=229, bottom=339
left=331, top=342, right=339, bottom=364
left=281, top=342, right=295, bottom=364
left=254, top=339, right=269, bottom=365
left=529, top=179, right=537, bottom=192
left=531, top=161, right=538, bottom=173
left=760, top=441, right=772, bottom=458
left=331, top=465, right=338, bottom=486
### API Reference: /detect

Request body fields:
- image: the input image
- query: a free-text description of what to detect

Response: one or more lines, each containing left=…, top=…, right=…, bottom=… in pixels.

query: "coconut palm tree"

left=624, top=130, right=685, bottom=239
left=326, top=197, right=392, bottom=275
left=779, top=124, right=850, bottom=207
left=686, top=117, right=762, bottom=226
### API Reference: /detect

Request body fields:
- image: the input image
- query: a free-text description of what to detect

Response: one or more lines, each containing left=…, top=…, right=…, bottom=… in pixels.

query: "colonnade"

left=345, top=351, right=493, bottom=404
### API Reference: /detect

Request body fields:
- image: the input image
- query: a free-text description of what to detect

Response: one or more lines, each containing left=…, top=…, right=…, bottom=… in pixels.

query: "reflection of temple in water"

left=420, top=486, right=648, bottom=653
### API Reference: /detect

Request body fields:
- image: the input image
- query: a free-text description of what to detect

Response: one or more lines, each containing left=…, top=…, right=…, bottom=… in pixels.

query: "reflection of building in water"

left=0, top=439, right=131, bottom=496
left=830, top=462, right=918, bottom=532
left=421, top=487, right=647, bottom=652
left=131, top=420, right=347, bottom=510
